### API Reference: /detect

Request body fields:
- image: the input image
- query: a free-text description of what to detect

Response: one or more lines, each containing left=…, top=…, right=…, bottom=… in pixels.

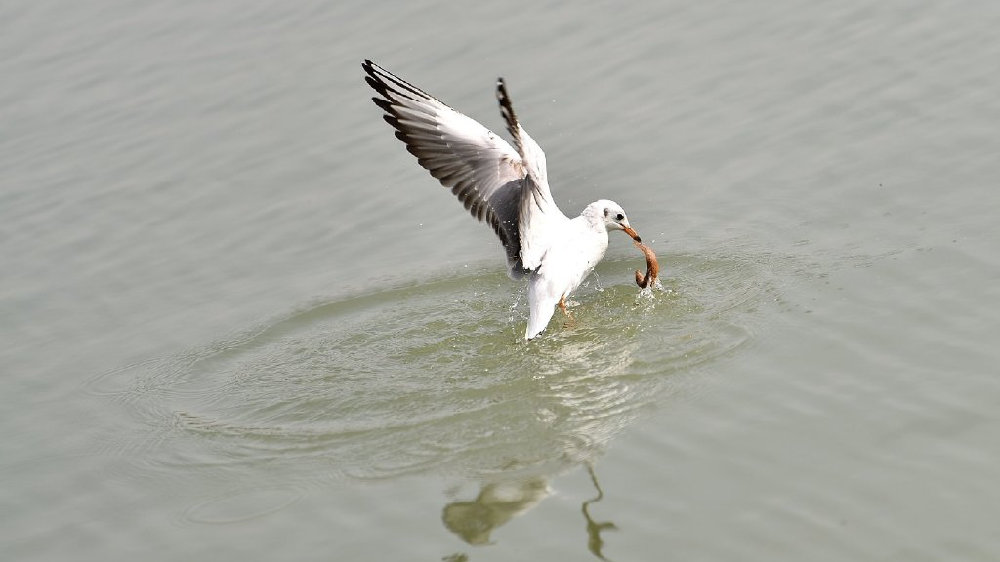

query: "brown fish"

left=633, top=240, right=659, bottom=289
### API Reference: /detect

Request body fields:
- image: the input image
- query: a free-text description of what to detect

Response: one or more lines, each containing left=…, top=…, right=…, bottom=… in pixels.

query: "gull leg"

left=559, top=295, right=575, bottom=329
left=559, top=296, right=573, bottom=317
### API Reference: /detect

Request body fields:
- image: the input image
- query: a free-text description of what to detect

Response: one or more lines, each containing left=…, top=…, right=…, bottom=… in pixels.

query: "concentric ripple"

left=89, top=251, right=777, bottom=484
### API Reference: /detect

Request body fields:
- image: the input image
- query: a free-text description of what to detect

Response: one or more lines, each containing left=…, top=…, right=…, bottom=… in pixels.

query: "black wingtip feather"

left=364, top=76, right=381, bottom=91
left=495, top=78, right=521, bottom=152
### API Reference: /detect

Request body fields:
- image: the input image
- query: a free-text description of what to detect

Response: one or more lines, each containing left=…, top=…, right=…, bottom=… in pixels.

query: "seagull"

left=362, top=60, right=642, bottom=340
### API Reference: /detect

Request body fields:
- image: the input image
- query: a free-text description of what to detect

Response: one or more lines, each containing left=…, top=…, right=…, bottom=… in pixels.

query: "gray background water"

left=3, top=1, right=999, bottom=560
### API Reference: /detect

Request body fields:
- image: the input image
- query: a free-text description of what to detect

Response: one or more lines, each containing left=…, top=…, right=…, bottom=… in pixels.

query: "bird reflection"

left=441, top=464, right=617, bottom=560
left=582, top=463, right=617, bottom=561
left=441, top=477, right=551, bottom=545
left=438, top=325, right=637, bottom=557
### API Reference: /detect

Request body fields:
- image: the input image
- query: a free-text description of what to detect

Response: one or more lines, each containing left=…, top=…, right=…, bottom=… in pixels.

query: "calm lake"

left=3, top=1, right=999, bottom=560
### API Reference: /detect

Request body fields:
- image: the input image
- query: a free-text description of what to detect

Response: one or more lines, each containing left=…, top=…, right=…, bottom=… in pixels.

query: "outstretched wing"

left=496, top=78, right=567, bottom=272
left=363, top=60, right=532, bottom=278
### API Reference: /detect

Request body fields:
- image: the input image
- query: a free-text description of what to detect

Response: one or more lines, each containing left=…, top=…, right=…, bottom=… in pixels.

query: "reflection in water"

left=90, top=253, right=759, bottom=482
left=442, top=478, right=551, bottom=545
left=88, top=254, right=764, bottom=555
left=582, top=463, right=617, bottom=561
left=442, top=463, right=617, bottom=560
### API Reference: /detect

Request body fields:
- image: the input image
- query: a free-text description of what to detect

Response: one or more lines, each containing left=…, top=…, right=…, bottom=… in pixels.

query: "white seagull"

left=363, top=60, right=642, bottom=340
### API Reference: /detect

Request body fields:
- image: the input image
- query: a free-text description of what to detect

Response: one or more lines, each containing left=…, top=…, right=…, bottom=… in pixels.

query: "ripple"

left=88, top=250, right=777, bottom=483
left=183, top=487, right=301, bottom=524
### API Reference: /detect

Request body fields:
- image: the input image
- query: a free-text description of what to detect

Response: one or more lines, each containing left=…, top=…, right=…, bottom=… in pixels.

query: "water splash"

left=87, top=251, right=776, bottom=486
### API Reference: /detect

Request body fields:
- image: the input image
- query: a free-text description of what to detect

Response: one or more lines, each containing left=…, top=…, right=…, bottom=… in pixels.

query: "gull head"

left=590, top=199, right=642, bottom=242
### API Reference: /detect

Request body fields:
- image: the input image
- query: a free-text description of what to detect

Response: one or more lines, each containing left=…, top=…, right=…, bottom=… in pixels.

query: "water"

left=3, top=1, right=999, bottom=560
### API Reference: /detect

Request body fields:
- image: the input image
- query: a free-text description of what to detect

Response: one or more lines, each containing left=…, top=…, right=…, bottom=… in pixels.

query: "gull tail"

left=525, top=277, right=559, bottom=340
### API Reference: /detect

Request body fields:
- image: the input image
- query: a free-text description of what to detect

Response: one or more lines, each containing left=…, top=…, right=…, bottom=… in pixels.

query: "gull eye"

left=615, top=213, right=624, bottom=221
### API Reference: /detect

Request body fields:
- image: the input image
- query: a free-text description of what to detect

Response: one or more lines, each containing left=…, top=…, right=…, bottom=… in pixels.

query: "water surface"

left=3, top=1, right=999, bottom=560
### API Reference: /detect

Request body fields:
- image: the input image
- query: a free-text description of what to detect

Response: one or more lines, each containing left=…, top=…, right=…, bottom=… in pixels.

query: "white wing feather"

left=364, top=60, right=532, bottom=277
left=496, top=79, right=569, bottom=271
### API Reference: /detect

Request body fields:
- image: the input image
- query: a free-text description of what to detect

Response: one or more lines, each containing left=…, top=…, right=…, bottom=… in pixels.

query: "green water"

left=3, top=1, right=999, bottom=560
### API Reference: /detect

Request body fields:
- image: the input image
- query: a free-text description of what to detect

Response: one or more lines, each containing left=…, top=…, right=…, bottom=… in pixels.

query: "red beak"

left=623, top=225, right=641, bottom=243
